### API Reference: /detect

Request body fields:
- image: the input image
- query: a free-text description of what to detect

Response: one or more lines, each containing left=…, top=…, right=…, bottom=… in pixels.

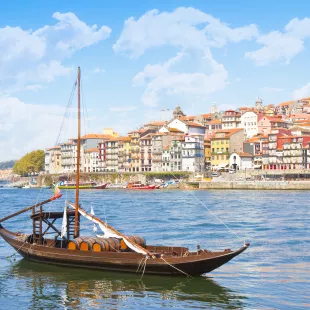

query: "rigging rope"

left=160, top=256, right=191, bottom=277
left=164, top=170, right=246, bottom=244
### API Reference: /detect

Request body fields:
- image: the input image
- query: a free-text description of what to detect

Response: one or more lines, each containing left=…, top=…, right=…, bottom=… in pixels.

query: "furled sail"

left=90, top=206, right=98, bottom=233
left=61, top=205, right=67, bottom=238
left=67, top=201, right=151, bottom=256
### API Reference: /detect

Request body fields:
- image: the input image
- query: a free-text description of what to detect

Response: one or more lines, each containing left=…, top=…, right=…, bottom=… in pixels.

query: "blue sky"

left=1, top=0, right=310, bottom=160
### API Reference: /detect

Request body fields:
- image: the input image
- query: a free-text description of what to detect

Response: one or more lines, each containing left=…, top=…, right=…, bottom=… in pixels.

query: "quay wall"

left=199, top=181, right=310, bottom=190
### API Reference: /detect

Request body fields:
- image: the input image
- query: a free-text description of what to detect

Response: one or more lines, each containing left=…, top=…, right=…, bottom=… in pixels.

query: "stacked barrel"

left=67, top=235, right=146, bottom=252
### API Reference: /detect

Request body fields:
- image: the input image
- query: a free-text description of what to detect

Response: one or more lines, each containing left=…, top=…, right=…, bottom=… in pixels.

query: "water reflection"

left=7, top=259, right=246, bottom=309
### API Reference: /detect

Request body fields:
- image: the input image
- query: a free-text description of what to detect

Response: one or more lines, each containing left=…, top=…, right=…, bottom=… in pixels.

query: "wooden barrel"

left=106, top=238, right=120, bottom=252
left=80, top=237, right=97, bottom=251
left=120, top=235, right=146, bottom=251
left=67, top=237, right=88, bottom=251
left=92, top=238, right=112, bottom=252
left=92, top=237, right=121, bottom=252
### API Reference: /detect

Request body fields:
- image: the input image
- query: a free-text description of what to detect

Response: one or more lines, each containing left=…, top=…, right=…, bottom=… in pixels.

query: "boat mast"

left=74, top=67, right=81, bottom=238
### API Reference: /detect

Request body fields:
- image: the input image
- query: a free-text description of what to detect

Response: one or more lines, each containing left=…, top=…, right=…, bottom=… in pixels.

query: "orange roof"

left=145, top=121, right=166, bottom=126
left=140, top=133, right=154, bottom=140
left=211, top=128, right=243, bottom=139
left=238, top=152, right=252, bottom=157
left=117, top=136, right=131, bottom=142
left=186, top=121, right=205, bottom=128
left=85, top=148, right=99, bottom=153
left=290, top=114, right=310, bottom=119
left=46, top=146, right=61, bottom=150
left=277, top=100, right=295, bottom=107
left=201, top=113, right=212, bottom=118
left=207, top=119, right=222, bottom=125
left=180, top=115, right=195, bottom=121
left=169, top=127, right=184, bottom=133
left=246, top=137, right=260, bottom=143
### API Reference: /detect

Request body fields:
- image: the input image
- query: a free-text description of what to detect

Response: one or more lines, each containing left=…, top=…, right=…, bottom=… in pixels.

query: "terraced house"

left=211, top=128, right=244, bottom=169
left=117, top=136, right=131, bottom=172
left=45, top=146, right=61, bottom=174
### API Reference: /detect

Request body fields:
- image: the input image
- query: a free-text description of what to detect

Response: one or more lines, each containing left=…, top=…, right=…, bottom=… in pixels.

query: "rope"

left=160, top=256, right=191, bottom=277
left=186, top=190, right=244, bottom=242
left=166, top=170, right=246, bottom=243
left=139, top=257, right=148, bottom=280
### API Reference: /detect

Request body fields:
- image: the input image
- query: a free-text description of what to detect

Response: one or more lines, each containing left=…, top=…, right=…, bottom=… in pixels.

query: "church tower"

left=172, top=106, right=186, bottom=119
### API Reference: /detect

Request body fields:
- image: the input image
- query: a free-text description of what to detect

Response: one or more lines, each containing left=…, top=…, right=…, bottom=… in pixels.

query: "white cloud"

left=109, top=106, right=137, bottom=112
left=115, top=7, right=257, bottom=107
left=293, top=82, right=310, bottom=99
left=133, top=50, right=228, bottom=107
left=0, top=12, right=111, bottom=92
left=0, top=96, right=76, bottom=161
left=113, top=7, right=258, bottom=58
left=245, top=17, right=310, bottom=66
left=261, top=87, right=284, bottom=93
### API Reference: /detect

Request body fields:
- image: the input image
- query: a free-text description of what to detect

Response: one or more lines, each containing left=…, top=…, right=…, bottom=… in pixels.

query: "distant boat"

left=57, top=182, right=108, bottom=190
left=126, top=182, right=156, bottom=190
left=106, top=183, right=127, bottom=189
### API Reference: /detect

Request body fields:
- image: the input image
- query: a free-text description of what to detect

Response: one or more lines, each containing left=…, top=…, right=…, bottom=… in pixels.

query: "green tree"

left=13, top=150, right=45, bottom=176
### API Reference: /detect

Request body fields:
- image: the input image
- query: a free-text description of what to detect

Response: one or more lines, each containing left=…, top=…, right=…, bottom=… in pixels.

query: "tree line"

left=13, top=150, right=45, bottom=176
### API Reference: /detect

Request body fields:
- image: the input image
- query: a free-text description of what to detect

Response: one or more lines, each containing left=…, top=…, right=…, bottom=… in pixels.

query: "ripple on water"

left=0, top=188, right=309, bottom=309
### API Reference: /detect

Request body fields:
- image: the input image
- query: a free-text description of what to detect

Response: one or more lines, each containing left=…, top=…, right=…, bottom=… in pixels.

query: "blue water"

left=0, top=188, right=309, bottom=309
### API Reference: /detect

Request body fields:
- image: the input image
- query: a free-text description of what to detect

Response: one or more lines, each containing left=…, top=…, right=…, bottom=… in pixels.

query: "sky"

left=1, top=0, right=310, bottom=161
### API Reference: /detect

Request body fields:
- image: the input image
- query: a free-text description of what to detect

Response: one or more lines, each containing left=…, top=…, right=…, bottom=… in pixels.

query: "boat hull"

left=0, top=224, right=249, bottom=276
left=58, top=183, right=108, bottom=190
left=127, top=185, right=156, bottom=190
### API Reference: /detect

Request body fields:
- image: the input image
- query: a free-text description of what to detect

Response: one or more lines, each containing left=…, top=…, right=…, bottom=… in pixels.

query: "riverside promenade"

left=199, top=180, right=310, bottom=190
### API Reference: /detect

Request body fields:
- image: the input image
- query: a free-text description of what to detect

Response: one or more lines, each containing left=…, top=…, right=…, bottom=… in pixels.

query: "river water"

left=0, top=188, right=309, bottom=309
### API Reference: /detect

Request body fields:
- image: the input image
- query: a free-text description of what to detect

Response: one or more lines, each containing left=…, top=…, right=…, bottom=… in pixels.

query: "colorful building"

left=210, top=128, right=244, bottom=169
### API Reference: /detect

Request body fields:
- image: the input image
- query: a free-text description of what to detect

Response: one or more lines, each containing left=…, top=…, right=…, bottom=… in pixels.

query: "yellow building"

left=210, top=129, right=244, bottom=169
left=103, top=128, right=119, bottom=137
left=204, top=138, right=211, bottom=169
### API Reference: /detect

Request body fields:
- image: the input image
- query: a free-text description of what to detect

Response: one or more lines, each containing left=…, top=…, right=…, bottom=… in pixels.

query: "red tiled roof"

left=207, top=119, right=222, bottom=125
left=186, top=121, right=205, bottom=128
left=180, top=115, right=195, bottom=121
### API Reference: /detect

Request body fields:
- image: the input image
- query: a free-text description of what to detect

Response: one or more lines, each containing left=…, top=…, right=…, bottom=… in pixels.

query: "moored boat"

left=57, top=182, right=108, bottom=190
left=127, top=182, right=156, bottom=190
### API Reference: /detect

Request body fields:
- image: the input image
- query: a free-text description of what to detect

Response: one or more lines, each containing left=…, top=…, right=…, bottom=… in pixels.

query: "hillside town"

left=44, top=97, right=310, bottom=174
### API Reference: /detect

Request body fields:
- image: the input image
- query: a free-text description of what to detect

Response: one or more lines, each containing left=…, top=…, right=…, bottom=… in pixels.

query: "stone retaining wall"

left=199, top=181, right=310, bottom=190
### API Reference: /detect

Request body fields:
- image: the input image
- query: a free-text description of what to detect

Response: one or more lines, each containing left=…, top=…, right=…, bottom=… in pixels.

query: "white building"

left=229, top=152, right=253, bottom=170
left=161, top=145, right=171, bottom=171
left=182, top=135, right=204, bottom=172
left=83, top=148, right=99, bottom=172
left=240, top=111, right=258, bottom=138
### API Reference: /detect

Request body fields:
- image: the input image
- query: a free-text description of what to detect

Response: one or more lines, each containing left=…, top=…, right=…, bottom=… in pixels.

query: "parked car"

left=211, top=172, right=221, bottom=177
left=229, top=169, right=236, bottom=174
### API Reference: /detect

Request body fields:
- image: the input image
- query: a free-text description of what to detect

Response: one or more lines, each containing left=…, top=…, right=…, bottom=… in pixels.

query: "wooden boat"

left=0, top=67, right=249, bottom=277
left=58, top=182, right=108, bottom=190
left=127, top=182, right=156, bottom=190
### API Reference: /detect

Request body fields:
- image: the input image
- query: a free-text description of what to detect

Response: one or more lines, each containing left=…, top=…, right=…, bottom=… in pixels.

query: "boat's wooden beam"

left=42, top=218, right=57, bottom=236
left=42, top=218, right=62, bottom=237
left=0, top=195, right=62, bottom=223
